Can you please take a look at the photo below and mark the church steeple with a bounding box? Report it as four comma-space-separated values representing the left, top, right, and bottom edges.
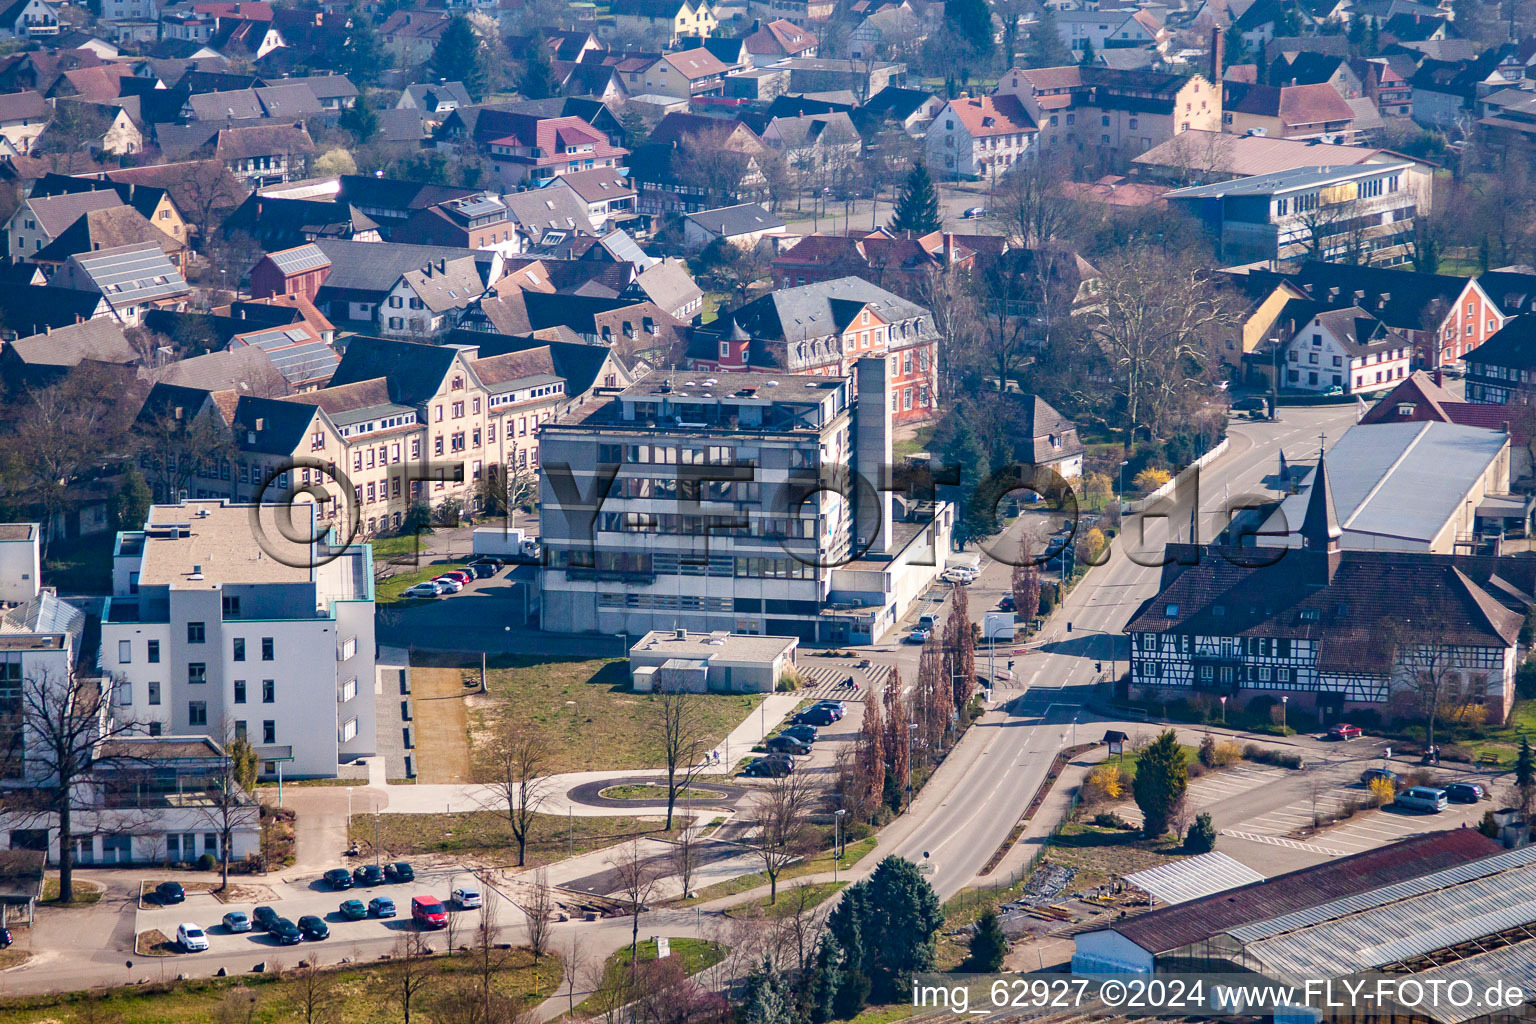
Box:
1300, 450, 1341, 552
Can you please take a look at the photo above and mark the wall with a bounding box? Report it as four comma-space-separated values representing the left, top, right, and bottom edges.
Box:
0, 527, 40, 604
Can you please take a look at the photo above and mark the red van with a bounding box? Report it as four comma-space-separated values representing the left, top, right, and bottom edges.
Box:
411, 896, 447, 929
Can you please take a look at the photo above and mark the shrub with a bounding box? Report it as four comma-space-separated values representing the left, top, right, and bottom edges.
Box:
1198, 735, 1216, 767
1518, 661, 1536, 699
1245, 696, 1277, 719
1092, 812, 1130, 829
1478, 810, 1500, 838
1184, 812, 1217, 853
1213, 741, 1243, 766
1368, 777, 1395, 807
1241, 744, 1304, 769
1082, 763, 1126, 803
197, 853, 216, 871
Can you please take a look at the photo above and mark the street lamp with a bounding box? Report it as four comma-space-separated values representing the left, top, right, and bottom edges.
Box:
1281, 694, 1289, 733
1117, 459, 1129, 515
833, 809, 847, 883
1219, 695, 1227, 726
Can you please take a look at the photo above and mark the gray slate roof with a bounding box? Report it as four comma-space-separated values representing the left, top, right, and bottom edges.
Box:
309, 238, 496, 298
684, 202, 784, 237
5, 318, 136, 367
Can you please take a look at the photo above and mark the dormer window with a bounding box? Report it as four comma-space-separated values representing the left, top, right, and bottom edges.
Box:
1164, 603, 1179, 616
452, 376, 464, 390
1397, 402, 1416, 415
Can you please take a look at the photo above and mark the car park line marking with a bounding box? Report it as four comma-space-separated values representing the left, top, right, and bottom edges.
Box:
1221, 829, 1349, 856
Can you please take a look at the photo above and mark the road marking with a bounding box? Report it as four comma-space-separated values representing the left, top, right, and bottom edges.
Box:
1221, 829, 1348, 856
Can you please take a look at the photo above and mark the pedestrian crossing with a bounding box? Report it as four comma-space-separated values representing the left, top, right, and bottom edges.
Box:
798, 663, 874, 702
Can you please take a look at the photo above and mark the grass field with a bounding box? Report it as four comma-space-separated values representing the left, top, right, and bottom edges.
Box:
0, 946, 559, 1024
599, 784, 715, 801
723, 880, 845, 919
467, 657, 765, 776
350, 810, 678, 868
42, 878, 102, 905
572, 938, 727, 1017
669, 834, 878, 906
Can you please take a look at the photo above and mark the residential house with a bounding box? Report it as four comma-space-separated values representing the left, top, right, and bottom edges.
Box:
1353, 56, 1412, 117
1279, 304, 1412, 394
692, 275, 941, 423
32, 206, 187, 276
100, 500, 376, 778
396, 80, 472, 118
857, 85, 942, 135
747, 0, 835, 26
1477, 88, 1536, 153
1439, 270, 1536, 367
1054, 9, 1164, 53
375, 255, 490, 338
0, 0, 59, 38
682, 202, 786, 250
771, 228, 975, 292
0, 90, 48, 155
996, 66, 1221, 166
393, 193, 519, 256
50, 242, 189, 327
925, 93, 1037, 181
1266, 52, 1365, 99
307, 238, 502, 330
609, 0, 717, 45
141, 306, 335, 389
763, 111, 861, 173
846, 6, 922, 62
622, 48, 729, 99
740, 18, 816, 65
1464, 317, 1536, 405
1222, 80, 1363, 140
774, 56, 902, 97
1164, 161, 1420, 267
270, 73, 356, 111
540, 168, 637, 232
484, 113, 627, 187
0, 318, 137, 390
629, 115, 768, 215
378, 9, 450, 66
1011, 394, 1084, 479
5, 189, 125, 259
217, 194, 381, 250
0, 283, 112, 335
500, 186, 599, 252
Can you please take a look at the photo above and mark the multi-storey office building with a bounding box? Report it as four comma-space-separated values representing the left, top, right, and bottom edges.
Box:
99, 501, 376, 778
539, 362, 926, 641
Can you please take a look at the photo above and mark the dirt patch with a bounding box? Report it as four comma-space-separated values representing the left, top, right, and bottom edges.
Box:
211, 883, 277, 904
137, 880, 220, 911
0, 949, 29, 971
410, 666, 474, 783
134, 929, 179, 956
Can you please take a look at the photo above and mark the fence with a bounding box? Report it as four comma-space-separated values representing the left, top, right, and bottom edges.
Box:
1130, 437, 1230, 514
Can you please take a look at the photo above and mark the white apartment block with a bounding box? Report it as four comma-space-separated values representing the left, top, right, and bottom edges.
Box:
100, 501, 376, 779
0, 523, 40, 605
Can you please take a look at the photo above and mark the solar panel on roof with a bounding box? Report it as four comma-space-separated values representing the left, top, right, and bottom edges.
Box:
269, 245, 331, 274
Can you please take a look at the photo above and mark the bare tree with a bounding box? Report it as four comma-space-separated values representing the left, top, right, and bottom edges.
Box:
583, 952, 631, 1024
133, 401, 239, 504
779, 880, 825, 976
654, 688, 712, 830
991, 152, 1079, 249
9, 666, 144, 903
1388, 625, 1477, 759
525, 867, 554, 961
213, 987, 262, 1024
613, 840, 663, 962
193, 719, 260, 890
390, 931, 433, 1024
748, 773, 816, 905
670, 818, 699, 899
483, 720, 552, 867
469, 899, 509, 1022
291, 959, 338, 1024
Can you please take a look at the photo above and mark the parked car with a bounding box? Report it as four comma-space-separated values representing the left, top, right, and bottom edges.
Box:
780, 725, 818, 744
942, 567, 978, 584
322, 868, 354, 890
810, 699, 845, 716
453, 887, 483, 909
338, 899, 368, 921
412, 896, 448, 930
369, 896, 397, 918
403, 582, 444, 599
904, 627, 931, 645
439, 570, 473, 584
353, 864, 384, 886
963, 206, 986, 218
1328, 723, 1363, 741
432, 576, 465, 593
1361, 767, 1400, 786
743, 757, 793, 777
1396, 786, 1448, 813
385, 862, 415, 883
176, 923, 209, 952
1233, 396, 1266, 412
155, 881, 186, 904
765, 734, 811, 756
998, 595, 1015, 611
269, 918, 303, 945
794, 708, 837, 727
222, 911, 251, 933
298, 915, 330, 940
252, 905, 279, 932
1445, 782, 1486, 803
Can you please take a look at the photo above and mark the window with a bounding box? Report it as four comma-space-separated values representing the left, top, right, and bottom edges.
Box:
262, 679, 275, 703
341, 637, 357, 661
188, 663, 206, 685
187, 622, 205, 644
341, 678, 357, 702
263, 721, 276, 744
261, 638, 274, 661
118, 640, 132, 663
233, 637, 245, 662
234, 679, 246, 704
340, 718, 358, 742
188, 701, 207, 726
147, 640, 159, 663
148, 681, 161, 706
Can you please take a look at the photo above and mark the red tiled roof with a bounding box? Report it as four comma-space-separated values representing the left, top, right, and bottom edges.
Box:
1225, 81, 1356, 126
488, 114, 626, 166
743, 18, 816, 55
662, 48, 728, 79
943, 93, 1036, 137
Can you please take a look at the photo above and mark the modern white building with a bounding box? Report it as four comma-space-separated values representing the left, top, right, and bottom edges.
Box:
0, 523, 40, 606
100, 501, 376, 778
1281, 305, 1411, 394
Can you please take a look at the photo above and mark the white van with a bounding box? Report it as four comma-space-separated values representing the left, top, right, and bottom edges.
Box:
1395, 786, 1448, 813
918, 613, 939, 631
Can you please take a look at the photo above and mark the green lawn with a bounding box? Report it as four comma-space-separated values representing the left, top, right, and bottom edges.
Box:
599, 784, 715, 801
467, 657, 765, 775
375, 560, 468, 603
724, 880, 845, 918
572, 938, 727, 1017
669, 833, 878, 905
350, 809, 677, 869
369, 532, 432, 560
41, 532, 114, 593
893, 424, 937, 459
0, 946, 559, 1024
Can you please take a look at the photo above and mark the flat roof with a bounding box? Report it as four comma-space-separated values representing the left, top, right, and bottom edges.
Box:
630, 629, 797, 664
139, 501, 318, 589
1166, 160, 1414, 199
1262, 421, 1508, 545
0, 524, 36, 541
621, 369, 847, 400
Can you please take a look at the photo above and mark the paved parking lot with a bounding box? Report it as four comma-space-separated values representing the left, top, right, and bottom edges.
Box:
135, 865, 519, 957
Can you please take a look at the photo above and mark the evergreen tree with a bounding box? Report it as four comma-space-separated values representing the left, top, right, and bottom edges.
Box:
1078, 37, 1095, 66
339, 6, 384, 87
229, 735, 259, 793
434, 16, 487, 100
1024, 7, 1072, 68
889, 163, 941, 232
944, 0, 993, 55
519, 36, 560, 99
1184, 811, 1217, 853
1366, 15, 1379, 55
112, 465, 151, 531
1132, 729, 1189, 839
741, 958, 796, 1024
620, 107, 649, 148
828, 883, 870, 977
1223, 22, 1248, 63
809, 935, 843, 1024
865, 856, 944, 994
966, 908, 1008, 971
339, 91, 378, 144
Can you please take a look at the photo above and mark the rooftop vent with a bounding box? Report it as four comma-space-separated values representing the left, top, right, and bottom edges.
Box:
674, 627, 686, 639
189, 564, 204, 580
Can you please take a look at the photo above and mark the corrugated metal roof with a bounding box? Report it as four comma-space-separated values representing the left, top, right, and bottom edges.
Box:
1123, 853, 1266, 906
1403, 938, 1536, 1023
